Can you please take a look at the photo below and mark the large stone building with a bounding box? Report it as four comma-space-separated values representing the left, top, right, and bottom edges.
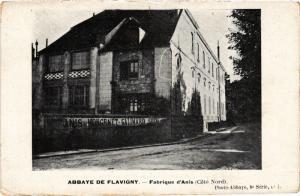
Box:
33, 9, 226, 132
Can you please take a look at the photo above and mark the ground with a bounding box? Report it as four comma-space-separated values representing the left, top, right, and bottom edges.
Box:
33, 123, 261, 170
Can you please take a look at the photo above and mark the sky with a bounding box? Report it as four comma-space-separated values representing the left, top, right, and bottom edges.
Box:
33, 9, 239, 81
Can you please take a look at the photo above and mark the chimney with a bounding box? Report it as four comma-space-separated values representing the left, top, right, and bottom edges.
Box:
35, 40, 38, 58
217, 40, 220, 62
32, 43, 35, 59
45, 38, 48, 47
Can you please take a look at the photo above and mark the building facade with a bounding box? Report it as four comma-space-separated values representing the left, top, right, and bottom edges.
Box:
33, 9, 226, 132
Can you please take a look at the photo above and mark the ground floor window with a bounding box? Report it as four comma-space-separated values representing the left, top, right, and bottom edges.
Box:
116, 93, 149, 114
44, 86, 62, 107
69, 85, 89, 107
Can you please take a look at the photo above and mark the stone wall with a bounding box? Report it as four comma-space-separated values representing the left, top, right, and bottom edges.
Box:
112, 49, 154, 94
32, 114, 203, 154
33, 114, 172, 154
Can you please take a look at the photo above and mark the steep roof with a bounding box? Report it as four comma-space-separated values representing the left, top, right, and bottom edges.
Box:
40, 9, 181, 54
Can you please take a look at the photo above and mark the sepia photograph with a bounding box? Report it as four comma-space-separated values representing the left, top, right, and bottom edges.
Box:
1, 1, 299, 194
32, 8, 261, 170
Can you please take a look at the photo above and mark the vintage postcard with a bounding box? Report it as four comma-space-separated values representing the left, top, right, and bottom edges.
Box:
0, 0, 299, 195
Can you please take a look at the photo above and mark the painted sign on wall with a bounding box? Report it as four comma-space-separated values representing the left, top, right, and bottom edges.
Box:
63, 117, 167, 128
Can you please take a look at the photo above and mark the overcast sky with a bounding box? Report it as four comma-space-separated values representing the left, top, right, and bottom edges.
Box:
34, 9, 239, 81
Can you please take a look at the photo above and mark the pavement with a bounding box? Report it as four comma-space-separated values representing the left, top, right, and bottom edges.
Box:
31, 124, 262, 170
34, 126, 237, 159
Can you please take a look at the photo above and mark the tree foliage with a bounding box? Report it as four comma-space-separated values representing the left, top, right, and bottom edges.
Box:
227, 9, 261, 80
226, 9, 261, 122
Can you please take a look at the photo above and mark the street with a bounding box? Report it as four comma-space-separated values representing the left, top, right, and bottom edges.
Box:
33, 123, 261, 170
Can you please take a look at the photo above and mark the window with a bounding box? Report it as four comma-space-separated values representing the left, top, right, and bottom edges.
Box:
208, 81, 211, 90
203, 77, 206, 87
191, 32, 194, 54
198, 73, 201, 83
208, 57, 210, 73
197, 43, 200, 62
192, 70, 195, 78
130, 98, 139, 112
48, 55, 63, 72
203, 51, 205, 68
212, 63, 214, 77
120, 60, 139, 80
44, 86, 62, 106
209, 97, 211, 114
119, 94, 149, 114
213, 98, 215, 114
176, 53, 182, 69
72, 51, 90, 70
69, 85, 89, 106
220, 103, 223, 115
204, 95, 206, 115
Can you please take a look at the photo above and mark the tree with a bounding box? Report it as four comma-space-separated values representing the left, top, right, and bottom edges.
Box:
227, 9, 261, 80
226, 10, 261, 122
